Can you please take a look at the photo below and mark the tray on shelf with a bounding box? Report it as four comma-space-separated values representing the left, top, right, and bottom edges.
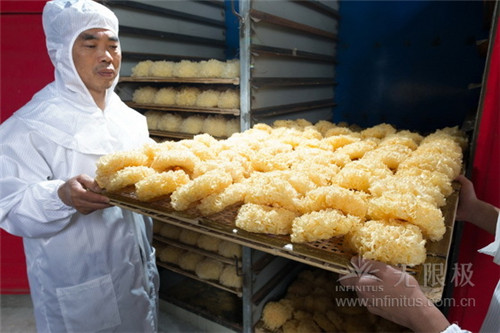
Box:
106, 182, 459, 302
126, 101, 240, 116
156, 260, 242, 297
148, 130, 228, 141
154, 234, 240, 267
119, 76, 240, 85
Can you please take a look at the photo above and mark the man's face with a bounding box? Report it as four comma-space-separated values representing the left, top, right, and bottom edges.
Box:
72, 28, 121, 96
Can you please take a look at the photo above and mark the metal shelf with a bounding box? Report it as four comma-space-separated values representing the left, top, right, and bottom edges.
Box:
126, 101, 240, 116
148, 130, 228, 141
119, 76, 240, 85
250, 9, 338, 41
154, 233, 240, 267
156, 261, 242, 297
251, 77, 336, 88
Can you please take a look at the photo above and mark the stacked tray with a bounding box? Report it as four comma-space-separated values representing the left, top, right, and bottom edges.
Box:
106, 180, 459, 302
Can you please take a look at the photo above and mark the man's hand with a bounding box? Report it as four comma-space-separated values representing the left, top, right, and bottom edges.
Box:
339, 257, 450, 332
58, 174, 111, 214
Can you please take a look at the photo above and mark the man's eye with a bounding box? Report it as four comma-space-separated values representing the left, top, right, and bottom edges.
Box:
84, 44, 96, 48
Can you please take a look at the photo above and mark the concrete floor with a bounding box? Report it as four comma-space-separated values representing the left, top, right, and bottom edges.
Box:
0, 294, 233, 333
0, 294, 35, 333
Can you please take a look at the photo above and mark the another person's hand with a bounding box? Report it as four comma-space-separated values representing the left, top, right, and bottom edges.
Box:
455, 175, 478, 222
339, 257, 450, 333
58, 174, 111, 214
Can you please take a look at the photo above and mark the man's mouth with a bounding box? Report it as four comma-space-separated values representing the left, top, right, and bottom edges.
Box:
98, 68, 115, 78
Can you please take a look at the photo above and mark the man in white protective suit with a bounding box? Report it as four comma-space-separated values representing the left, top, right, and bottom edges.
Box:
0, 0, 159, 331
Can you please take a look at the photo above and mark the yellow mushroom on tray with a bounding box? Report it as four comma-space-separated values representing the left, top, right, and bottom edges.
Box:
96, 120, 465, 267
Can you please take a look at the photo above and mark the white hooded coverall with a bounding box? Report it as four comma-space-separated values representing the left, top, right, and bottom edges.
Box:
0, 0, 159, 331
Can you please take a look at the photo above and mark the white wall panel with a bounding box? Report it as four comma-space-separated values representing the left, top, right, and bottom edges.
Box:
252, 24, 336, 56
245, 0, 339, 125
139, 0, 225, 18
252, 0, 338, 32
113, 7, 225, 40
251, 86, 334, 109
252, 57, 335, 77
255, 108, 334, 125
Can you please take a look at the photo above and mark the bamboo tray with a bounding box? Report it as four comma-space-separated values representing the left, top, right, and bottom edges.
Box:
106, 181, 459, 302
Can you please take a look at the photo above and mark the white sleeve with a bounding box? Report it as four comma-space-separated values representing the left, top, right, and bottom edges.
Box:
441, 324, 471, 333
0, 145, 76, 238
478, 214, 500, 265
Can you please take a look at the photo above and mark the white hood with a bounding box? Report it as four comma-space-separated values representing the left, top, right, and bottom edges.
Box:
43, 0, 120, 106
11, 0, 148, 155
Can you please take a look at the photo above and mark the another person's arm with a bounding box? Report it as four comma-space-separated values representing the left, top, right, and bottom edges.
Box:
340, 257, 450, 332
455, 175, 499, 235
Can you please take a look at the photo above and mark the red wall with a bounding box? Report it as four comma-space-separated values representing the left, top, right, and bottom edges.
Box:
1, 1, 53, 121
0, 0, 52, 293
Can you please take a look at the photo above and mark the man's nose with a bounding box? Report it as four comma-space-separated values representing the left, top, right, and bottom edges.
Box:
98, 48, 113, 62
